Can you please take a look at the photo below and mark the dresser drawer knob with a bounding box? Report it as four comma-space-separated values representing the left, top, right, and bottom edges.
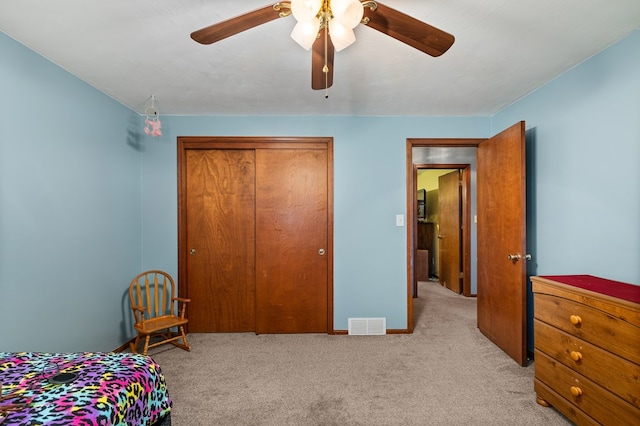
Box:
570, 386, 583, 397
570, 351, 583, 362
570, 315, 582, 325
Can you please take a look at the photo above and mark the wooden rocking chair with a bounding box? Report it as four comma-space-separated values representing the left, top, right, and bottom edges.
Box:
128, 270, 191, 355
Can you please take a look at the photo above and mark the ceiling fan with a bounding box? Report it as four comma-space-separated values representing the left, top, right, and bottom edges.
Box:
190, 1, 454, 93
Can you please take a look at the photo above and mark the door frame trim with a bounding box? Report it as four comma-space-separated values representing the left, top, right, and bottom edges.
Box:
177, 136, 335, 333
406, 138, 483, 332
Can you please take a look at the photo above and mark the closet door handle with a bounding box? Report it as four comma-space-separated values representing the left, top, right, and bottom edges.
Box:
318, 248, 326, 256
507, 253, 532, 261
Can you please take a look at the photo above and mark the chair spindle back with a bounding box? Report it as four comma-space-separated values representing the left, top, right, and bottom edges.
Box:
130, 270, 176, 321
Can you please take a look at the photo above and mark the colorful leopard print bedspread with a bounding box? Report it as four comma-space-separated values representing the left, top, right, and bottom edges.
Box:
0, 351, 171, 425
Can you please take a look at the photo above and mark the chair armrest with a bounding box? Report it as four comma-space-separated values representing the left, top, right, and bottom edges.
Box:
172, 298, 190, 319
131, 305, 147, 324
131, 305, 146, 313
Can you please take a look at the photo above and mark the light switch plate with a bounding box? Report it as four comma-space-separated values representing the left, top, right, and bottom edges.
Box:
396, 214, 404, 227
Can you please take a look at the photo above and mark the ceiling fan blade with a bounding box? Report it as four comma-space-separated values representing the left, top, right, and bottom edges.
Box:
191, 4, 284, 45
312, 27, 334, 90
363, 2, 455, 57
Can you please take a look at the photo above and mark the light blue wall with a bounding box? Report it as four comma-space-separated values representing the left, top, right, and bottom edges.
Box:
0, 33, 142, 352
140, 116, 489, 331
2, 28, 638, 353
493, 30, 640, 285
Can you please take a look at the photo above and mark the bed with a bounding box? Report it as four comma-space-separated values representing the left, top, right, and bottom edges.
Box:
0, 351, 171, 425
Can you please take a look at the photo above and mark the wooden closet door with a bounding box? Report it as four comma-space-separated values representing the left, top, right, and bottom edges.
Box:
185, 149, 256, 332
255, 148, 329, 333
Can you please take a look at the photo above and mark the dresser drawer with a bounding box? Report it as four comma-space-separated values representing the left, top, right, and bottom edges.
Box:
534, 379, 599, 426
534, 293, 640, 364
535, 350, 640, 425
534, 319, 640, 409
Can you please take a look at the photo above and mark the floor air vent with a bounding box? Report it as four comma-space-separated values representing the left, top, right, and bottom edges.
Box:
348, 318, 387, 335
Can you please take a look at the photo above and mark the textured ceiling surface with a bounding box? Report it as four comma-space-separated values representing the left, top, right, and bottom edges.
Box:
1, 0, 639, 116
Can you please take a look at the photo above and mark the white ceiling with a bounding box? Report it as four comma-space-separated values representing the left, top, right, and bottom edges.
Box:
1, 0, 639, 116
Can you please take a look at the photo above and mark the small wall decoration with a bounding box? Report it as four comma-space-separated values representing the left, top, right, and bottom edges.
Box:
143, 94, 162, 137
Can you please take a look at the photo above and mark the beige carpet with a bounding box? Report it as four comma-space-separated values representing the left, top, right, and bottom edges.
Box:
149, 280, 571, 425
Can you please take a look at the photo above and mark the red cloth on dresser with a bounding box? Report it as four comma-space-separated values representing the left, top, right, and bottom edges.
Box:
541, 275, 640, 304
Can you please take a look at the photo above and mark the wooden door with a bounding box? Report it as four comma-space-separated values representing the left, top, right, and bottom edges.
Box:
179, 137, 333, 334
255, 148, 329, 333
477, 121, 527, 365
438, 171, 461, 293
185, 149, 256, 332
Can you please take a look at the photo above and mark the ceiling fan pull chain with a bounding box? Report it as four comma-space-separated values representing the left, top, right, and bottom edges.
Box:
324, 19, 329, 99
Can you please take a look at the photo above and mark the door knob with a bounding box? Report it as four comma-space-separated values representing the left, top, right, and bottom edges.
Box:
190, 249, 196, 255
507, 253, 532, 261
318, 248, 325, 255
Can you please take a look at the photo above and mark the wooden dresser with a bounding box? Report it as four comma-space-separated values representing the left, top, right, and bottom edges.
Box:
531, 275, 640, 425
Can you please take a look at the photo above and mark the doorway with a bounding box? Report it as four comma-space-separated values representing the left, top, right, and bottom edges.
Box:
415, 168, 470, 295
406, 141, 480, 333
406, 122, 528, 365
414, 165, 470, 297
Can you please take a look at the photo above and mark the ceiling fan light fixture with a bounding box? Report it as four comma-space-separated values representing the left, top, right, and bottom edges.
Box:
331, 0, 364, 29
328, 19, 356, 51
291, 0, 323, 22
291, 17, 321, 50
190, 0, 454, 92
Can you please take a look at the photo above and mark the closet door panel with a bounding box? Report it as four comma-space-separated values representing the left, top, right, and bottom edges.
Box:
186, 149, 256, 332
255, 148, 328, 333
